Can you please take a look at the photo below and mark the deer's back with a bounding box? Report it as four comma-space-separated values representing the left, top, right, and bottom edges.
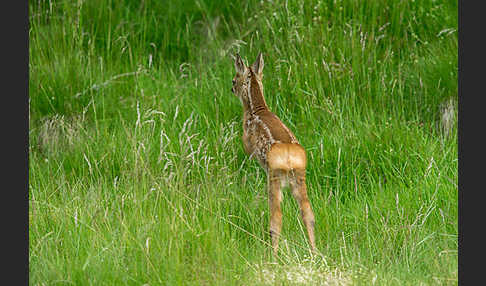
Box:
248, 110, 298, 144
244, 110, 301, 168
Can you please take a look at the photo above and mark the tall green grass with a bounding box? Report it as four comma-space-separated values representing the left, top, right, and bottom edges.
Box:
29, 0, 457, 285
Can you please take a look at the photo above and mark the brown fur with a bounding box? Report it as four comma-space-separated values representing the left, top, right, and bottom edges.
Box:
231, 53, 316, 256
267, 143, 306, 171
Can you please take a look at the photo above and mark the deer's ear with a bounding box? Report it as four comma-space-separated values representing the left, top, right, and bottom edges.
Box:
251, 52, 264, 77
235, 53, 246, 75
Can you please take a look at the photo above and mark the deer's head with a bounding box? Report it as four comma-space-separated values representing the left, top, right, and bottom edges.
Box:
231, 53, 264, 107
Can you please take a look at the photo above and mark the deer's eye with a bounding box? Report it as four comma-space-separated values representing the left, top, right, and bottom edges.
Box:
232, 79, 236, 85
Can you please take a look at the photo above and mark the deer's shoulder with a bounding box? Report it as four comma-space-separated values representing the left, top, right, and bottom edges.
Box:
253, 111, 298, 144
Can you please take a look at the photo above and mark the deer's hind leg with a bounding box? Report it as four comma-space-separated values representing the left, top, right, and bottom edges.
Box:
289, 168, 316, 253
268, 168, 285, 257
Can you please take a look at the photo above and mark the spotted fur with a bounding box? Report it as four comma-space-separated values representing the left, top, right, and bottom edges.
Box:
231, 53, 317, 256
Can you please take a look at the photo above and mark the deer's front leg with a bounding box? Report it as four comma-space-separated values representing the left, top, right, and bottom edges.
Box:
242, 133, 252, 155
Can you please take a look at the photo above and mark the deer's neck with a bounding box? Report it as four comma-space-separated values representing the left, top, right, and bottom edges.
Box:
243, 73, 269, 116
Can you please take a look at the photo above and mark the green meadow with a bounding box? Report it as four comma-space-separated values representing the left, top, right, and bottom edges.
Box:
29, 0, 457, 285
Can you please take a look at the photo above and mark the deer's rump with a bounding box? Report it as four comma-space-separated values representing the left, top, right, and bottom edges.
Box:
267, 143, 307, 171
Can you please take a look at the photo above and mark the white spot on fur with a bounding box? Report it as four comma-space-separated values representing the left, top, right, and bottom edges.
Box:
254, 115, 275, 144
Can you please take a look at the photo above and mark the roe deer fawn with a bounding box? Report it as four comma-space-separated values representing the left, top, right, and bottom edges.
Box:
231, 52, 316, 256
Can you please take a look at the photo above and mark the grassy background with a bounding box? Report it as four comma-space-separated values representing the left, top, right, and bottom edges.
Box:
29, 0, 457, 285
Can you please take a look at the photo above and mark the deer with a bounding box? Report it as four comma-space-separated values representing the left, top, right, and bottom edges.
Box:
231, 52, 316, 256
